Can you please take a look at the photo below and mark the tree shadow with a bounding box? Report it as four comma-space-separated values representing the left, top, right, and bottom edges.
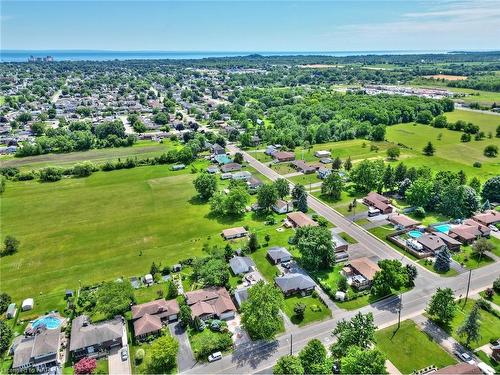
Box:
231, 339, 279, 370
187, 196, 206, 206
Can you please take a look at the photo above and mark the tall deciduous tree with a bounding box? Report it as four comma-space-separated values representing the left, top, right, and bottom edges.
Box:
426, 288, 456, 326
273, 355, 304, 375
257, 184, 279, 211
148, 335, 179, 372
482, 176, 500, 203
299, 339, 328, 374
96, 280, 135, 318
292, 184, 308, 212
241, 282, 284, 340
274, 178, 290, 199
340, 346, 387, 374
350, 159, 385, 192
193, 173, 217, 200
331, 312, 376, 358
294, 226, 334, 271
371, 260, 408, 298
321, 172, 343, 200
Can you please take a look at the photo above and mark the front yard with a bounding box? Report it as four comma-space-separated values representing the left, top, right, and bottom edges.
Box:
452, 245, 495, 269
282, 294, 331, 326
437, 299, 500, 349
375, 320, 457, 374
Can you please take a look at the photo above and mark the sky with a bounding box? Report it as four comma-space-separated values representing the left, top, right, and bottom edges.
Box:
1, 0, 499, 52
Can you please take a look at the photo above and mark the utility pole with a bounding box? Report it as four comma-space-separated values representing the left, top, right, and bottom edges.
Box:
464, 269, 472, 305
290, 334, 293, 355
398, 293, 403, 329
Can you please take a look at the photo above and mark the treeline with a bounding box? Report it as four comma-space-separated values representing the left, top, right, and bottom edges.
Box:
447, 74, 500, 92
233, 89, 453, 148
15, 120, 137, 157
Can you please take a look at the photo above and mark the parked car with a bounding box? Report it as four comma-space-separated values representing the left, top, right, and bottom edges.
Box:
208, 351, 222, 362
488, 225, 498, 232
454, 351, 475, 365
121, 348, 128, 361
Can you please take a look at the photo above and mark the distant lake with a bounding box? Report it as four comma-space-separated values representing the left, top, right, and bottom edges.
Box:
0, 50, 447, 63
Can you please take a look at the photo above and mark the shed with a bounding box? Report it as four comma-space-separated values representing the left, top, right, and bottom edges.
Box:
21, 298, 34, 311
144, 274, 154, 285
172, 264, 182, 272
335, 291, 346, 301
6, 303, 17, 319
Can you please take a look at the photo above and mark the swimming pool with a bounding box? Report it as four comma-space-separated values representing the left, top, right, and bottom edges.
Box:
408, 230, 423, 238
32, 315, 61, 330
433, 224, 450, 234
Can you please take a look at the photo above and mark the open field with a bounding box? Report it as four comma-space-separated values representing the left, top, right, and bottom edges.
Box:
0, 162, 283, 318
0, 140, 180, 170
412, 80, 500, 106
445, 109, 500, 134
375, 320, 457, 373
422, 74, 467, 81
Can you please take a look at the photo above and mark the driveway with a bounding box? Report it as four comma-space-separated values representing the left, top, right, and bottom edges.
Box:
226, 315, 251, 346
169, 322, 196, 372
108, 346, 130, 375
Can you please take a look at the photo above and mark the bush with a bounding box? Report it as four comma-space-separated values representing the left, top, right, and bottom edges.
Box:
39, 167, 63, 182
72, 161, 96, 177
413, 206, 426, 218
135, 348, 145, 364
15, 171, 36, 181
191, 330, 233, 360
493, 277, 500, 293
473, 161, 482, 168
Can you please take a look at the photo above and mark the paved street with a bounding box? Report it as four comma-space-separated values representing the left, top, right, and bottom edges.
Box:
182, 145, 500, 374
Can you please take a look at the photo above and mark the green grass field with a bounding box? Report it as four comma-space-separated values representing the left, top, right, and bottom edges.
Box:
282, 294, 331, 326
440, 299, 500, 349
0, 140, 180, 171
0, 162, 285, 319
375, 320, 457, 373
445, 109, 500, 134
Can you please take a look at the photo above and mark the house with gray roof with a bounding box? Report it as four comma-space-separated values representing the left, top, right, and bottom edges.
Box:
12, 328, 61, 373
275, 274, 316, 296
229, 256, 255, 275
267, 247, 292, 265
69, 315, 124, 360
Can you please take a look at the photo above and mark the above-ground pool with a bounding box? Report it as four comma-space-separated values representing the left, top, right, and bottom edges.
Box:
32, 315, 62, 330
408, 230, 423, 238
433, 224, 451, 234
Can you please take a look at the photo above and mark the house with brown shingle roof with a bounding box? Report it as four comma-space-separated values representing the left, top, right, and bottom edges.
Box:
185, 287, 236, 321
363, 192, 393, 215
272, 151, 295, 162
472, 210, 500, 227
131, 299, 179, 339
342, 257, 380, 291
286, 212, 318, 228
222, 227, 248, 240
388, 214, 420, 229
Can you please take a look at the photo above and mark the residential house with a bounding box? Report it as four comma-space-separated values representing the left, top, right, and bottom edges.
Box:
320, 157, 332, 164
233, 287, 249, 309
22, 298, 34, 311
275, 274, 316, 296
449, 220, 490, 244
331, 232, 349, 253
272, 151, 295, 163
388, 214, 420, 229
317, 167, 331, 179
291, 160, 317, 174
206, 165, 219, 174
131, 299, 179, 339
434, 363, 482, 374
472, 210, 500, 227
463, 219, 491, 237
363, 192, 393, 215
221, 163, 242, 173
12, 328, 61, 373
415, 233, 447, 254
229, 256, 255, 275
232, 171, 252, 181
433, 232, 462, 251
314, 150, 331, 158
342, 257, 380, 291
185, 287, 236, 321
267, 247, 292, 265
272, 200, 294, 214
211, 144, 225, 155
492, 342, 500, 362
69, 315, 124, 360
247, 176, 263, 191
265, 145, 277, 156
222, 227, 248, 240
286, 212, 318, 228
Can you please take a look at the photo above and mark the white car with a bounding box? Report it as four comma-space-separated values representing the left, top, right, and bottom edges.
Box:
208, 351, 222, 362
121, 348, 128, 361
455, 351, 475, 365
488, 225, 499, 232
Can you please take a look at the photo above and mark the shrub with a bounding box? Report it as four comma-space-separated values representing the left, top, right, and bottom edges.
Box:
413, 206, 426, 218
39, 167, 63, 182
135, 348, 145, 364
473, 161, 482, 168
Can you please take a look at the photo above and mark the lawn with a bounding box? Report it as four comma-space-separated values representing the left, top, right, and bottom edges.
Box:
475, 350, 500, 373
0, 139, 181, 171
480, 290, 500, 307
375, 320, 457, 374
440, 299, 500, 349
417, 259, 458, 277
0, 163, 289, 312
445, 109, 500, 134
338, 232, 357, 244
134, 285, 168, 304
95, 359, 109, 375
313, 188, 367, 217
282, 294, 331, 326
452, 245, 495, 269
289, 173, 321, 186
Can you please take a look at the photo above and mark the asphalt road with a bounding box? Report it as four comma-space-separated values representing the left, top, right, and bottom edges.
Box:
183, 145, 500, 374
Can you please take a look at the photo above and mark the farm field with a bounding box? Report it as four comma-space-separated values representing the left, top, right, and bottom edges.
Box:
444, 109, 500, 134
375, 320, 457, 374
0, 162, 285, 318
0, 140, 180, 170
